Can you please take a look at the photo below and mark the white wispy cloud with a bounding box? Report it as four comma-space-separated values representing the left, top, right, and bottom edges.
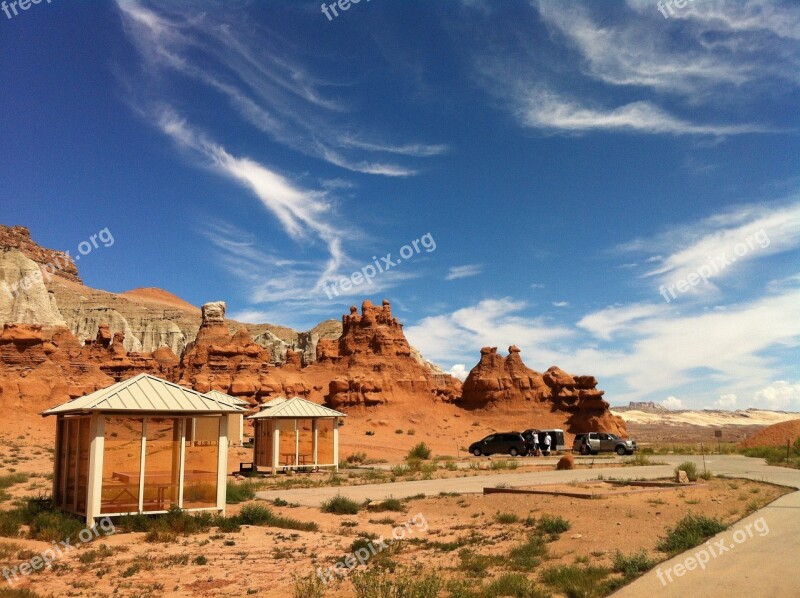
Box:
619, 201, 800, 296
518, 91, 770, 136
445, 264, 484, 281
552, 301, 569, 308
115, 0, 444, 176
468, 1, 794, 136
662, 396, 684, 410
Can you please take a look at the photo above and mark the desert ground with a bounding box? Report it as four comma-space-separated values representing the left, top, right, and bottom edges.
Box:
0, 418, 796, 598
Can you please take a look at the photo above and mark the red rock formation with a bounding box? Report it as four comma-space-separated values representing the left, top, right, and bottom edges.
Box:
177, 301, 271, 400
460, 346, 627, 436
312, 300, 461, 408
0, 225, 81, 283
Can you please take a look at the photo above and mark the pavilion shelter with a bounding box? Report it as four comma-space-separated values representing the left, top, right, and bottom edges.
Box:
249, 397, 346, 474
204, 390, 250, 446
42, 374, 245, 526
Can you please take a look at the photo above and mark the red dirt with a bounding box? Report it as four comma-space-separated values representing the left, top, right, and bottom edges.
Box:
740, 418, 800, 447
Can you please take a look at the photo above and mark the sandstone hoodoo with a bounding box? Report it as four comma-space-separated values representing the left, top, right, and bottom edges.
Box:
315, 300, 461, 408
460, 346, 627, 436
178, 301, 271, 400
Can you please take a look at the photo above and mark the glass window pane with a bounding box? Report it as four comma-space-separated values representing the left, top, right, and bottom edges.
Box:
317, 419, 335, 465
278, 420, 297, 466
297, 419, 314, 467
183, 417, 219, 509
142, 418, 181, 512
101, 417, 143, 514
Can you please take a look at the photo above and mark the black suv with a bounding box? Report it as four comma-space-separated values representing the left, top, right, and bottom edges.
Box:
469, 432, 528, 457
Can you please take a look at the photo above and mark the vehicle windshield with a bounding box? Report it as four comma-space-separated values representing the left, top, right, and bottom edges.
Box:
608, 434, 619, 440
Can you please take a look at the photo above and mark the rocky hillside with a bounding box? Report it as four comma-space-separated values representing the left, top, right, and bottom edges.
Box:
0, 225, 338, 360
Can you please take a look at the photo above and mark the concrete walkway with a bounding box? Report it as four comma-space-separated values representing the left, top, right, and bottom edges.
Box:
257, 454, 800, 596
256, 455, 794, 506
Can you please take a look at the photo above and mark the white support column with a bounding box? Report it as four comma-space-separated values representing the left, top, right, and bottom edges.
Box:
333, 418, 340, 471
138, 418, 148, 514
178, 418, 187, 509
312, 420, 318, 467
271, 421, 280, 475
216, 415, 229, 515
294, 419, 299, 468
85, 414, 104, 527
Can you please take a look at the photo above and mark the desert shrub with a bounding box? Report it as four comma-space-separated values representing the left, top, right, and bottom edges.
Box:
118, 513, 152, 533
407, 443, 432, 460
78, 544, 115, 564
612, 549, 655, 580
0, 511, 22, 538
0, 473, 29, 491
674, 462, 698, 481
346, 452, 368, 464
351, 568, 442, 598
238, 504, 273, 525
541, 565, 612, 598
226, 480, 258, 504
458, 548, 502, 576
370, 498, 405, 512
537, 514, 571, 536
193, 555, 208, 565
699, 470, 713, 480
494, 512, 519, 524
274, 498, 288, 507
508, 534, 548, 570
144, 529, 178, 544
623, 454, 655, 467
482, 573, 547, 598
657, 514, 726, 555
321, 494, 360, 515
293, 572, 327, 598
27, 511, 85, 543
216, 516, 242, 533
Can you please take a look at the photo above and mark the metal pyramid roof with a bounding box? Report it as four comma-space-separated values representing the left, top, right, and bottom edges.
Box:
204, 390, 250, 407
248, 396, 346, 419
42, 374, 247, 416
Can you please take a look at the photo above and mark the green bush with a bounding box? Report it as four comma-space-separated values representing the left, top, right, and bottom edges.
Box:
215, 516, 242, 533
612, 549, 655, 580
321, 494, 360, 515
407, 443, 432, 460
508, 534, 548, 570
541, 565, 612, 598
351, 568, 443, 598
657, 514, 726, 555
226, 480, 258, 504
0, 511, 22, 538
494, 512, 519, 524
675, 461, 698, 481
482, 573, 547, 598
238, 504, 274, 525
537, 514, 571, 536
370, 497, 405, 512
28, 511, 85, 543
293, 572, 327, 598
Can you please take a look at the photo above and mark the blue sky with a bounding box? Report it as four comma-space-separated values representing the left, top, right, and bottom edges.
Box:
1, 0, 799, 410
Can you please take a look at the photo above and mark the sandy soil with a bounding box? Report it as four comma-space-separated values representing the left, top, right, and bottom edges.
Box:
0, 475, 788, 597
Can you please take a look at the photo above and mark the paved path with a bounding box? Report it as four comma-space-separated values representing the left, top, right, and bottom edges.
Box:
258, 455, 799, 596
256, 455, 793, 506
